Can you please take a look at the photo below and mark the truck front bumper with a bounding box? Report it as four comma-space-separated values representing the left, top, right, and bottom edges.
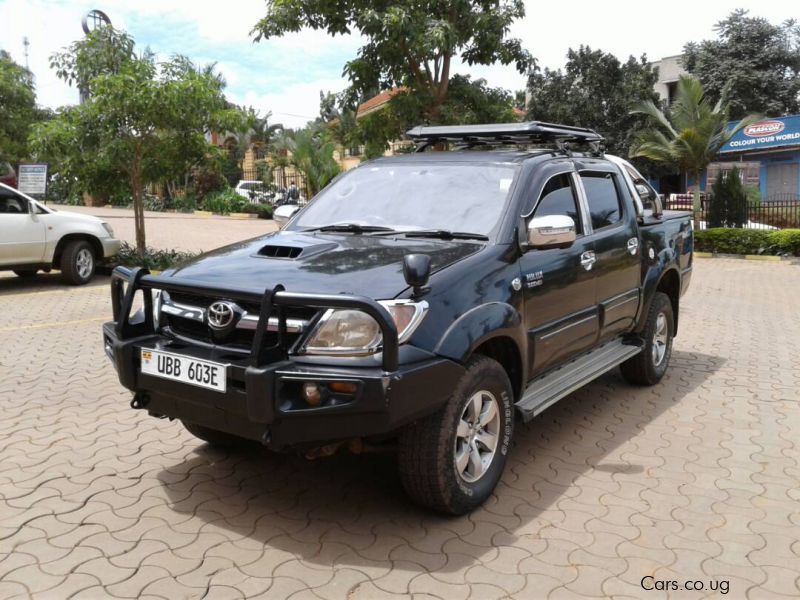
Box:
103, 266, 465, 449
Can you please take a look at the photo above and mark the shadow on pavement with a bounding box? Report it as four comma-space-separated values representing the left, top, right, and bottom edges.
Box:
157, 349, 724, 572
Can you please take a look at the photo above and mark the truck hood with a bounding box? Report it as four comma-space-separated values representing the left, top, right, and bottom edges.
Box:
166, 230, 483, 299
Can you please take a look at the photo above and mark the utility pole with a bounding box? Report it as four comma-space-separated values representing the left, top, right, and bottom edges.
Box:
22, 36, 30, 70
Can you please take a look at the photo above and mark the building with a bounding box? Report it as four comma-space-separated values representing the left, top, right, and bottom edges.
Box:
709, 115, 800, 199
650, 55, 687, 104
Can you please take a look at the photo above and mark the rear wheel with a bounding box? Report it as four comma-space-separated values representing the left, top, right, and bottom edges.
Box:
182, 421, 244, 448
13, 269, 37, 278
60, 240, 95, 285
620, 291, 674, 385
398, 355, 514, 514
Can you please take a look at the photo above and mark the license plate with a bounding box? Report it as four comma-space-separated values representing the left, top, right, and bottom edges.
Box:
140, 349, 227, 393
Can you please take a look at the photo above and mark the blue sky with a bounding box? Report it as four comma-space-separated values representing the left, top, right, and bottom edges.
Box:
0, 0, 797, 128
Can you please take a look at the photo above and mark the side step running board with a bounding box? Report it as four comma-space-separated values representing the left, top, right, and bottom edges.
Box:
516, 340, 642, 422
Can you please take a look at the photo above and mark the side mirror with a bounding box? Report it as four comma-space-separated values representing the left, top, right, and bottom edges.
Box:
273, 204, 299, 229
527, 215, 576, 249
403, 253, 431, 297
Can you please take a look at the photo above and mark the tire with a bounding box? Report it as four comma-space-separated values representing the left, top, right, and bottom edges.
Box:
620, 291, 674, 386
398, 355, 514, 515
182, 421, 243, 448
60, 240, 95, 285
13, 269, 37, 278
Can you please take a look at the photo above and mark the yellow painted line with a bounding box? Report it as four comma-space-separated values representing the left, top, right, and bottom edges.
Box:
694, 252, 713, 258
0, 316, 108, 333
193, 210, 213, 216
745, 254, 782, 261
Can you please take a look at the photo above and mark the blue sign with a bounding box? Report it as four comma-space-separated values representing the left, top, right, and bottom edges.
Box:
720, 114, 800, 154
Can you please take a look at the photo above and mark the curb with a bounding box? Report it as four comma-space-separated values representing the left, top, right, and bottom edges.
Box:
192, 210, 213, 217
695, 252, 794, 263
229, 213, 259, 220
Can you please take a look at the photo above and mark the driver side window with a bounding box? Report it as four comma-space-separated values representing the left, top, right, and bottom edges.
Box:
0, 189, 28, 214
532, 173, 583, 235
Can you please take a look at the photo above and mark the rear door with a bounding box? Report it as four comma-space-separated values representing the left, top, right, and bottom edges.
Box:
0, 187, 46, 265
576, 165, 641, 340
519, 164, 598, 376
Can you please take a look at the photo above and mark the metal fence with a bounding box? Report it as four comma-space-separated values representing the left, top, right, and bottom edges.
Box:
241, 166, 310, 201
664, 194, 800, 230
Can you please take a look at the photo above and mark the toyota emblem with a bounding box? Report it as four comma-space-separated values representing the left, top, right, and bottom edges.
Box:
207, 301, 237, 329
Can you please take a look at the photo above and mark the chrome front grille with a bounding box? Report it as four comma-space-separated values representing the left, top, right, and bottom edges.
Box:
160, 291, 316, 351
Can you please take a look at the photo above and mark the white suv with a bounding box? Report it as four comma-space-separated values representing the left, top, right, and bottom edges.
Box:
0, 182, 121, 285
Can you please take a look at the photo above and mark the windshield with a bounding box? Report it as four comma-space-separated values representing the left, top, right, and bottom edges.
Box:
289, 162, 517, 236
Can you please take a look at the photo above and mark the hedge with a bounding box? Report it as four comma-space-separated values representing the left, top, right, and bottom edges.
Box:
694, 228, 800, 256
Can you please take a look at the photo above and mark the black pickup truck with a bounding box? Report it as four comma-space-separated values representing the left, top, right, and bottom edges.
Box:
104, 122, 693, 514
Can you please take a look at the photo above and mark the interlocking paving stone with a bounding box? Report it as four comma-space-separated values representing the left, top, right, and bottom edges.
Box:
1, 258, 799, 599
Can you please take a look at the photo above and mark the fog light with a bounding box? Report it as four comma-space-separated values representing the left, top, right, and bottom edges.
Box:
329, 381, 357, 394
302, 382, 322, 406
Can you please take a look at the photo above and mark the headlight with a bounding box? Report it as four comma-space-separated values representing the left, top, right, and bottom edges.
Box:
302, 300, 428, 356
101, 222, 115, 237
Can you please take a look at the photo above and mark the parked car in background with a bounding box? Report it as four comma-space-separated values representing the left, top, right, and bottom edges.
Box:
0, 182, 121, 285
0, 162, 16, 188
234, 180, 272, 204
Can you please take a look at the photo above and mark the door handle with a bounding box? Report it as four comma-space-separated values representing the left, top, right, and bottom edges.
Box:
627, 237, 639, 255
580, 251, 596, 271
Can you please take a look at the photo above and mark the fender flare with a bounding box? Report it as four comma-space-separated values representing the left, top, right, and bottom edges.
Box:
636, 259, 681, 335
433, 301, 526, 365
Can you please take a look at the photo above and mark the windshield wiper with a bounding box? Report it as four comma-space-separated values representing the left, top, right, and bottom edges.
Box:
304, 223, 396, 234
398, 229, 489, 241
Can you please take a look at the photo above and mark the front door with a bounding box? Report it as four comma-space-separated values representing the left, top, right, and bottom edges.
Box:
0, 188, 46, 265
578, 169, 641, 340
520, 171, 598, 377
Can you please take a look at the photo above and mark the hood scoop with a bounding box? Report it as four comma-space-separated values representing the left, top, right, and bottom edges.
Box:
256, 240, 338, 260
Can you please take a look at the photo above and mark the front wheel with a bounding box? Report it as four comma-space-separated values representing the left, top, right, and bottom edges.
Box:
398, 355, 514, 514
620, 291, 674, 386
60, 240, 95, 285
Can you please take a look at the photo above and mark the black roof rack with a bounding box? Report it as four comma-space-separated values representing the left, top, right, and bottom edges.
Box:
406, 121, 604, 151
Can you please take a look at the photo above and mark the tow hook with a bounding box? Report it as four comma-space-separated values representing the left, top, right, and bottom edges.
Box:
130, 392, 150, 410
304, 438, 396, 460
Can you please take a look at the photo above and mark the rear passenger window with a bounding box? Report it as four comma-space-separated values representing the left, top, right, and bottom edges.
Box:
533, 173, 583, 235
580, 172, 622, 229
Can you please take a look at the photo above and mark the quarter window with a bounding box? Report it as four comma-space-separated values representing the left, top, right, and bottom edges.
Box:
580, 172, 622, 229
533, 173, 583, 235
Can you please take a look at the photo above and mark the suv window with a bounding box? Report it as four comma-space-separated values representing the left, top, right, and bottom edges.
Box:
580, 172, 622, 229
532, 173, 583, 234
0, 188, 28, 213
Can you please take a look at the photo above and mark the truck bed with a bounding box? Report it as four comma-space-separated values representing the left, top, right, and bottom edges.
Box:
640, 209, 692, 227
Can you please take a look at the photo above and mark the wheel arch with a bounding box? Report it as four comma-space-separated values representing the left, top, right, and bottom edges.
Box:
53, 234, 103, 267
433, 302, 527, 400
636, 266, 681, 336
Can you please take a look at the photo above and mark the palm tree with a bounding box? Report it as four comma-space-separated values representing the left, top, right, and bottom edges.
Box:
630, 76, 759, 226
291, 126, 341, 196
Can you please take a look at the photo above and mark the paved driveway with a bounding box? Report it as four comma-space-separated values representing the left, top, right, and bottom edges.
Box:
47, 205, 278, 253
1, 258, 799, 599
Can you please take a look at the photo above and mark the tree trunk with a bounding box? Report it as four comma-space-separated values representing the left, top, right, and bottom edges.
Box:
692, 169, 702, 230
131, 155, 146, 256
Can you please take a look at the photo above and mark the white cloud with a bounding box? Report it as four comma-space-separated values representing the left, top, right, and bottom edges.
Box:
0, 0, 797, 128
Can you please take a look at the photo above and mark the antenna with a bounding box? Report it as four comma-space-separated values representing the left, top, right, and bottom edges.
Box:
22, 37, 30, 71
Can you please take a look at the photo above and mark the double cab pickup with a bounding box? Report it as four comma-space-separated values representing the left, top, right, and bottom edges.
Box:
104, 122, 693, 514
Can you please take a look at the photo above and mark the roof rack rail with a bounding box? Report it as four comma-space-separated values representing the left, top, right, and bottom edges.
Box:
406, 121, 604, 151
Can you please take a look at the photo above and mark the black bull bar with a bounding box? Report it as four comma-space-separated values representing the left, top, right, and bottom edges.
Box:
109, 266, 399, 371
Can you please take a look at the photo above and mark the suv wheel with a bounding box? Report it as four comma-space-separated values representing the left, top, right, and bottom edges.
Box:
14, 269, 37, 278
398, 355, 514, 514
60, 240, 95, 285
620, 291, 674, 385
182, 421, 243, 448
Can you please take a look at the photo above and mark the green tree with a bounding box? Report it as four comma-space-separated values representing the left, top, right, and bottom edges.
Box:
708, 166, 748, 228
291, 125, 341, 196
526, 46, 660, 156
0, 50, 39, 164
252, 1, 534, 120
629, 76, 759, 227
683, 10, 800, 119
31, 29, 246, 254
